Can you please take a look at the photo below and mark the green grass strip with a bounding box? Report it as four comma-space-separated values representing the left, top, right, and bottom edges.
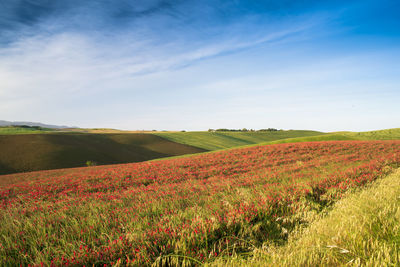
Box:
154, 130, 325, 150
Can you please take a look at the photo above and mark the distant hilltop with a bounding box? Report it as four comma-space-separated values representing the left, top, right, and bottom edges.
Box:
0, 120, 73, 129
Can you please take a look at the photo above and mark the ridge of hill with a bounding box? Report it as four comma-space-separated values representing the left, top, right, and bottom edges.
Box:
153, 130, 325, 150
259, 128, 400, 146
0, 120, 71, 128
341, 128, 400, 140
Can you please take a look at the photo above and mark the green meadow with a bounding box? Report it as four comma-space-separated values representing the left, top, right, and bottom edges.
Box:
154, 130, 325, 150
260, 128, 400, 146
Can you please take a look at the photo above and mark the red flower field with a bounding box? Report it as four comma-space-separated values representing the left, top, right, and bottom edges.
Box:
1, 141, 399, 266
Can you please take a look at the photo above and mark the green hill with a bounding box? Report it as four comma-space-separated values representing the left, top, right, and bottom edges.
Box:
260, 128, 400, 146
0, 129, 325, 175
342, 128, 400, 140
0, 126, 54, 135
0, 133, 205, 175
153, 130, 325, 150
1, 128, 398, 175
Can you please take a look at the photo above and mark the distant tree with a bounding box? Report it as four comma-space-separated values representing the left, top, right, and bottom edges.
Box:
86, 161, 97, 167
258, 128, 278, 132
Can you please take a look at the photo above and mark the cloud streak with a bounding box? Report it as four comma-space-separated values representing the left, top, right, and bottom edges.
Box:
0, 0, 399, 131
0, 2, 325, 99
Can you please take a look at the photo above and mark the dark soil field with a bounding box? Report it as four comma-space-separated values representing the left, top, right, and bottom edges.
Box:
0, 133, 205, 175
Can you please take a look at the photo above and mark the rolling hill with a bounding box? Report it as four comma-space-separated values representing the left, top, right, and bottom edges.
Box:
1, 128, 398, 175
259, 128, 400, 146
0, 129, 326, 175
341, 128, 400, 140
153, 130, 325, 150
1, 140, 399, 265
0, 133, 205, 175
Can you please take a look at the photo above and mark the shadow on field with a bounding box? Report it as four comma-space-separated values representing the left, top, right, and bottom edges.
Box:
0, 133, 205, 175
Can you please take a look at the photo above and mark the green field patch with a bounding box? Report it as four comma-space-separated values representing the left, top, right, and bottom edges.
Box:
0, 133, 205, 175
258, 128, 400, 146
154, 130, 325, 150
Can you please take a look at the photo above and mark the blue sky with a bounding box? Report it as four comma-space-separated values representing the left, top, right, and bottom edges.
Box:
0, 0, 399, 131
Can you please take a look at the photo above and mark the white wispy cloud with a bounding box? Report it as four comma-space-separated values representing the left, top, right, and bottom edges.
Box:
0, 10, 324, 110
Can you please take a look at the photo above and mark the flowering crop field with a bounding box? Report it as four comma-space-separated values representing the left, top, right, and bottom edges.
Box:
1, 141, 400, 266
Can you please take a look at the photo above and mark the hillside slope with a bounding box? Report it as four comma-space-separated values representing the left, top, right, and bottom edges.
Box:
260, 128, 400, 146
154, 130, 325, 150
1, 141, 399, 266
213, 167, 400, 266
0, 133, 205, 175
343, 127, 400, 140
1, 128, 398, 175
